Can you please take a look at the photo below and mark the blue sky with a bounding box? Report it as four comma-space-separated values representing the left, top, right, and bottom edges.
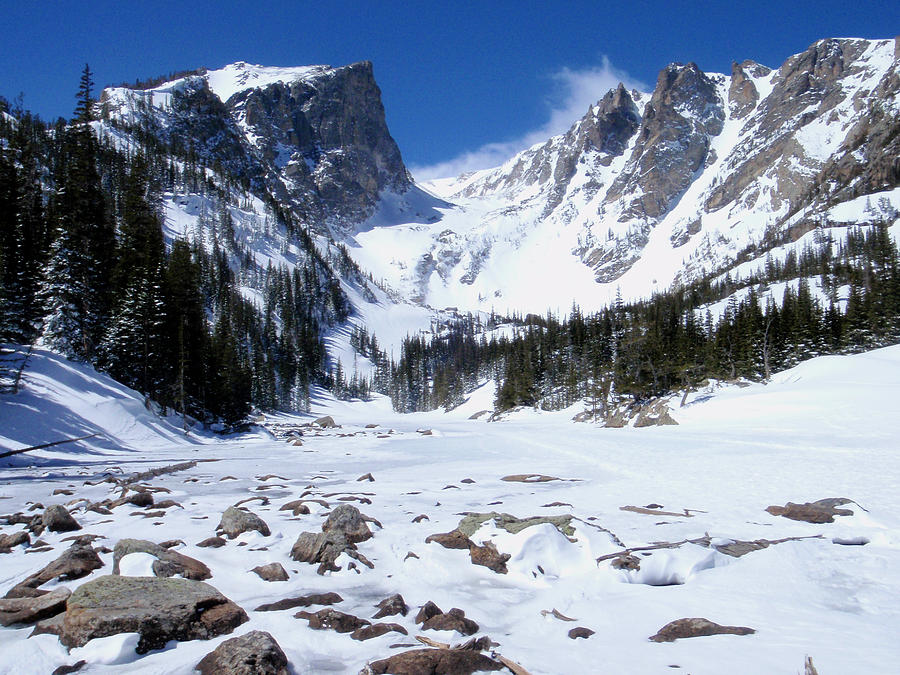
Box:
3, 1, 896, 179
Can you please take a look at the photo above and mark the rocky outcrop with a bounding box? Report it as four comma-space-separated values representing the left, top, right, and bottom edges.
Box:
59, 575, 248, 653
290, 504, 378, 574
195, 630, 289, 675
365, 648, 504, 674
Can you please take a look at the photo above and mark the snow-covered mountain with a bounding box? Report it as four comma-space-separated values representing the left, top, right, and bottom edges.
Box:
349, 37, 900, 313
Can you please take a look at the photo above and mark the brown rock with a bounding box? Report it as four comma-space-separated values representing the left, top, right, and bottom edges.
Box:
425, 530, 471, 550
367, 648, 503, 674
126, 491, 154, 508
322, 504, 372, 544
568, 626, 595, 639
501, 474, 559, 483
279, 499, 310, 516
373, 593, 408, 619
649, 617, 756, 642
412, 514, 429, 523
252, 562, 289, 582
6, 544, 103, 597
0, 530, 30, 551
0, 587, 71, 626
357, 473, 375, 482
196, 630, 289, 675
51, 661, 86, 675
255, 592, 343, 612
197, 536, 227, 548
414, 601, 442, 625
351, 622, 408, 641
42, 505, 81, 533
766, 498, 855, 524
295, 607, 369, 633
422, 608, 479, 635
59, 575, 247, 653
469, 541, 510, 574
112, 538, 211, 581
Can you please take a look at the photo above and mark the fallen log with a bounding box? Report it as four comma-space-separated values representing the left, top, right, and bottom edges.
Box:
0, 434, 99, 460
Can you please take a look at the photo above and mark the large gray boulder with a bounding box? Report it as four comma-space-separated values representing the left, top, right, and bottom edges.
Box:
322, 504, 372, 544
59, 575, 248, 653
217, 506, 270, 539
196, 630, 289, 675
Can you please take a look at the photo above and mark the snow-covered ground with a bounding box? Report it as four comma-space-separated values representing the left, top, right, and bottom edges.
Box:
2, 347, 899, 673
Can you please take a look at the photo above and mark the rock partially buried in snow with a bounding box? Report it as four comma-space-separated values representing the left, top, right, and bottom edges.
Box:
0, 587, 71, 626
501, 473, 560, 483
0, 530, 30, 552
195, 630, 289, 675
649, 617, 755, 642
112, 538, 211, 581
468, 540, 510, 574
766, 498, 857, 524
42, 505, 81, 533
6, 544, 103, 598
255, 592, 343, 612
314, 415, 337, 428
252, 562, 289, 582
568, 626, 595, 639
217, 506, 271, 539
59, 575, 248, 653
295, 607, 370, 633
197, 536, 227, 548
422, 607, 479, 635
351, 622, 408, 641
364, 647, 504, 674
373, 593, 408, 619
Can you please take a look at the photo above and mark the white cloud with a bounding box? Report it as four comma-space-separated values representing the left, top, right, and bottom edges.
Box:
410, 57, 646, 182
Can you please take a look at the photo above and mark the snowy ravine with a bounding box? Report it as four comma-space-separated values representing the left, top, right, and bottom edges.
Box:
1, 347, 899, 674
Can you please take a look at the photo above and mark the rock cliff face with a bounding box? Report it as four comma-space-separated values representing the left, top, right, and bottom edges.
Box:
102, 61, 411, 229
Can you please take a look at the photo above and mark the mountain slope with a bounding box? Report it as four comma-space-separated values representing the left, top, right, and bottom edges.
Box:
347, 37, 900, 314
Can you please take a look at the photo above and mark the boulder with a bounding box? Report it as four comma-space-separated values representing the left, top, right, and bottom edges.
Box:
196, 630, 289, 675
59, 575, 248, 653
112, 538, 211, 581
422, 608, 479, 635
255, 592, 343, 612
0, 587, 70, 626
568, 626, 595, 639
126, 492, 154, 508
6, 544, 103, 597
649, 617, 755, 642
197, 536, 227, 548
365, 648, 503, 674
290, 532, 330, 564
42, 505, 81, 533
351, 622, 407, 641
279, 500, 310, 516
414, 601, 443, 625
217, 506, 271, 539
314, 415, 337, 428
0, 530, 30, 552
295, 607, 370, 633
322, 504, 372, 544
252, 563, 289, 582
456, 512, 575, 538
373, 593, 408, 619
425, 530, 471, 550
766, 498, 856, 524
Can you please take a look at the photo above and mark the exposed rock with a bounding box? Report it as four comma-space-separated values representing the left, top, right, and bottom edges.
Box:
6, 544, 103, 597
501, 473, 559, 483
279, 499, 310, 516
295, 607, 370, 633
611, 554, 642, 571
649, 617, 756, 642
196, 630, 289, 675
252, 562, 289, 582
314, 415, 337, 428
197, 536, 227, 548
351, 622, 408, 641
255, 592, 343, 612
126, 491, 154, 508
412, 514, 429, 523
568, 626, 595, 639
290, 531, 330, 564
217, 506, 271, 539
322, 504, 373, 543
112, 538, 211, 581
357, 473, 375, 482
365, 648, 503, 674
0, 530, 29, 552
633, 400, 679, 427
42, 505, 81, 533
766, 498, 856, 523
0, 587, 71, 626
469, 541, 510, 574
373, 593, 408, 619
456, 511, 575, 538
425, 529, 471, 550
414, 601, 443, 625
422, 607, 479, 636
51, 661, 86, 675
59, 575, 248, 653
